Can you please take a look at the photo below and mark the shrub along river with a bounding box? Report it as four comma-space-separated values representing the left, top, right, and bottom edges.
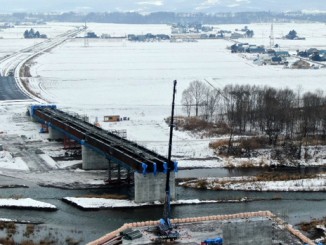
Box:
0, 166, 325, 243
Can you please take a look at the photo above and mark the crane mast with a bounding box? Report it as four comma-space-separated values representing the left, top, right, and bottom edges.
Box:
163, 79, 177, 221
156, 80, 180, 241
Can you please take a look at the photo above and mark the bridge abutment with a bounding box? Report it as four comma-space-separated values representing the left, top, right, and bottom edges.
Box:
82, 145, 109, 170
134, 172, 175, 203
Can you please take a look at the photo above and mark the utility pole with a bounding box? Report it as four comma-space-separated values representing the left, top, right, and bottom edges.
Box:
269, 23, 274, 49
84, 21, 89, 47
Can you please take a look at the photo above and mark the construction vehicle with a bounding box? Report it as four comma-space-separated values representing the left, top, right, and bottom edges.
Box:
201, 237, 223, 245
155, 80, 180, 241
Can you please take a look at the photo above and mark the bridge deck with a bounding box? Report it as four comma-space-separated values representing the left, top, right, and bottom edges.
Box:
32, 106, 174, 173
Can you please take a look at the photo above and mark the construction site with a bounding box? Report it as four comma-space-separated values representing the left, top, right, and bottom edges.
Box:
87, 82, 320, 245
89, 211, 316, 245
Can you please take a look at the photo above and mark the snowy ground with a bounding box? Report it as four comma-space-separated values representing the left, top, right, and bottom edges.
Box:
1, 21, 325, 244
179, 174, 326, 192
0, 22, 325, 190
63, 197, 240, 209
0, 198, 56, 210
0, 22, 78, 59
26, 22, 326, 169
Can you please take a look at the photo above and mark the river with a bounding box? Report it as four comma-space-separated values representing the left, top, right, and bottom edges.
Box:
0, 167, 325, 243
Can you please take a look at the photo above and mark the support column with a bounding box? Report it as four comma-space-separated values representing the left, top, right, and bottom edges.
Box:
82, 145, 109, 170
107, 160, 112, 182
118, 164, 121, 181
134, 172, 175, 203
48, 127, 64, 140
127, 169, 131, 185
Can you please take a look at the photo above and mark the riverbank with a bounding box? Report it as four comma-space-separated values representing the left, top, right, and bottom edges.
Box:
298, 217, 326, 244
0, 198, 57, 211
62, 197, 248, 210
179, 173, 326, 192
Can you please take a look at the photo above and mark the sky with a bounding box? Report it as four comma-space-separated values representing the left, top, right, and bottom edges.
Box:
0, 0, 326, 13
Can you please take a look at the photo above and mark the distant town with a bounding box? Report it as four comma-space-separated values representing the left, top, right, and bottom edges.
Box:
1, 11, 326, 24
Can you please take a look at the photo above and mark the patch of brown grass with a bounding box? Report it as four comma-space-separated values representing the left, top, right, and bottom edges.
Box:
39, 239, 56, 245
209, 139, 229, 149
6, 222, 16, 235
65, 237, 81, 245
24, 224, 35, 237
195, 180, 208, 189
239, 137, 268, 150
299, 217, 326, 233
0, 237, 15, 245
255, 172, 316, 182
21, 241, 35, 245
239, 160, 255, 168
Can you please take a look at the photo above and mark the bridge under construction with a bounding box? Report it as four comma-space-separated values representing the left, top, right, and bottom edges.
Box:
28, 104, 177, 203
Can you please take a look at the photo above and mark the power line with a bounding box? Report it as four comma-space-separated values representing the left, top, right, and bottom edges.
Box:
204, 78, 229, 101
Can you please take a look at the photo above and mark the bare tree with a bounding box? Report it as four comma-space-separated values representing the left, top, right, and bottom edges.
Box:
181, 88, 194, 117
206, 88, 221, 122
186, 80, 208, 117
180, 83, 326, 152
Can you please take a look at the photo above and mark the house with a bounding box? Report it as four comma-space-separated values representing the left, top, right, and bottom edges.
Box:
271, 56, 283, 65
253, 58, 266, 66
200, 34, 208, 39
266, 49, 276, 55
230, 32, 245, 39
230, 43, 248, 53
104, 115, 120, 122
318, 50, 326, 56
274, 51, 290, 57
306, 48, 318, 56
253, 54, 272, 65
156, 34, 170, 40
247, 45, 265, 54
297, 50, 308, 57
86, 32, 98, 38
310, 53, 326, 62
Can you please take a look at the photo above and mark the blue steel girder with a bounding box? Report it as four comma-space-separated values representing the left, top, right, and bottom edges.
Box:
32, 107, 175, 173
34, 112, 133, 170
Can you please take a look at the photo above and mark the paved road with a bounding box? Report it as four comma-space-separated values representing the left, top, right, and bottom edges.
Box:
0, 27, 84, 102
0, 75, 30, 100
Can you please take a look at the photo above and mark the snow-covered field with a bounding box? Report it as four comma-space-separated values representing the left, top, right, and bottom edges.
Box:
180, 174, 326, 192
25, 22, 326, 169
1, 22, 326, 172
0, 22, 78, 58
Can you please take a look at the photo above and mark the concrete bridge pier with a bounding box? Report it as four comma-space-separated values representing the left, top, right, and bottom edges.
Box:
82, 145, 109, 170
134, 172, 175, 203
48, 127, 65, 140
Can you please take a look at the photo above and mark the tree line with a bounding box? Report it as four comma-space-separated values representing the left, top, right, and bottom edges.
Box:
2, 11, 326, 24
182, 81, 326, 148
23, 28, 47, 39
